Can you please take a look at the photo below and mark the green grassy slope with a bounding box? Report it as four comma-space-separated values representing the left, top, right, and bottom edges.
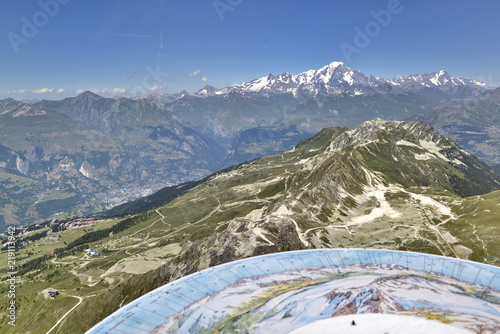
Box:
1, 119, 499, 333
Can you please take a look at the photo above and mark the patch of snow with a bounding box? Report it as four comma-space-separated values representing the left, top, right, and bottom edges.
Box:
291, 314, 470, 334
247, 76, 270, 92
396, 140, 420, 148
346, 188, 401, 226
343, 71, 354, 85
274, 204, 294, 217
245, 208, 264, 221
452, 159, 466, 166
403, 191, 453, 217
442, 231, 459, 244
419, 140, 450, 162
356, 140, 380, 147
399, 140, 465, 166
414, 152, 435, 160
252, 227, 274, 245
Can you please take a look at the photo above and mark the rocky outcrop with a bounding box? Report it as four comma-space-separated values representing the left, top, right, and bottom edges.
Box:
79, 161, 98, 180
16, 155, 29, 175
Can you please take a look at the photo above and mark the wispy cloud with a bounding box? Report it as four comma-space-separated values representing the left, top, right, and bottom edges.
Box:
33, 88, 55, 94
201, 76, 208, 82
159, 27, 164, 50
76, 88, 128, 95
5, 88, 111, 99
189, 69, 202, 77
95, 32, 154, 39
31, 88, 66, 94
7, 89, 26, 94
40, 31, 154, 39
148, 83, 167, 92
94, 88, 127, 94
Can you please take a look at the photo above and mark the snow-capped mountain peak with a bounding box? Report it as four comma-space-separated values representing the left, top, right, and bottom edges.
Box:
430, 70, 451, 85
392, 70, 486, 90
192, 85, 218, 97
215, 61, 370, 96
196, 61, 488, 97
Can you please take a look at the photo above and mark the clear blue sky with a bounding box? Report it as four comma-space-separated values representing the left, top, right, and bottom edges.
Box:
1, 0, 499, 100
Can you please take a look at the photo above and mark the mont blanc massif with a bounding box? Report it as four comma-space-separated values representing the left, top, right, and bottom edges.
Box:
1, 61, 500, 333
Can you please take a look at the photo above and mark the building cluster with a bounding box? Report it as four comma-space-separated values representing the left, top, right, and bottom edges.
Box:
86, 248, 100, 257
48, 290, 59, 299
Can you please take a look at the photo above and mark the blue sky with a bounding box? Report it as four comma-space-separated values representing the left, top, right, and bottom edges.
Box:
1, 0, 499, 100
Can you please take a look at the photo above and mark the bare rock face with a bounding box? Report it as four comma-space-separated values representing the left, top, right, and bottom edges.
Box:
16, 155, 29, 175
80, 161, 99, 180
165, 219, 308, 282
251, 222, 307, 256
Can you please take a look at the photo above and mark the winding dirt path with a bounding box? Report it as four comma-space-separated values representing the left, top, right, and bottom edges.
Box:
45, 296, 83, 334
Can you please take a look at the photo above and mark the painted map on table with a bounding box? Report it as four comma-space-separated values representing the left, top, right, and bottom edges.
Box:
88, 249, 500, 334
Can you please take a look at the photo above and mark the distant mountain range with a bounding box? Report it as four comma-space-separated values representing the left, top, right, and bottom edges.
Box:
201, 62, 487, 98
0, 94, 225, 229
139, 62, 488, 106
0, 61, 498, 228
412, 87, 500, 164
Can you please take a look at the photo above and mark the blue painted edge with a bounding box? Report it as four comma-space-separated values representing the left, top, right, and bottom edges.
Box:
87, 248, 500, 333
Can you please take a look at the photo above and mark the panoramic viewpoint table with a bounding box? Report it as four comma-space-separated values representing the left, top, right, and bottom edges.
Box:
88, 248, 500, 333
